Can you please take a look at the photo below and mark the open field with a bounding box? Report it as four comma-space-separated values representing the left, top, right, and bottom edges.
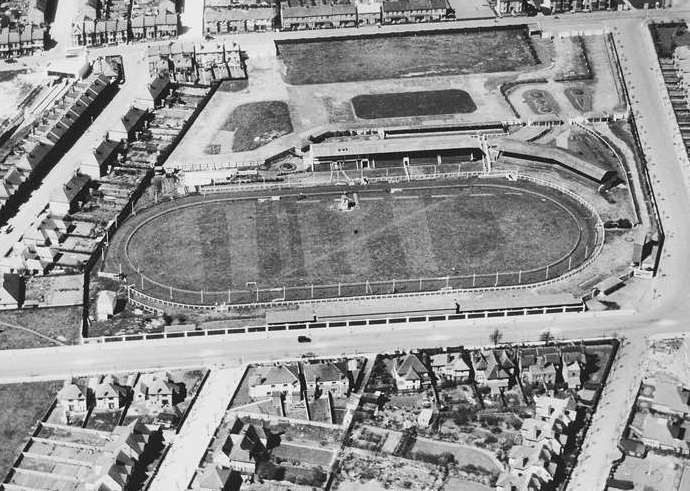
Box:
0, 381, 61, 478
276, 28, 539, 85
0, 306, 82, 350
352, 89, 476, 119
117, 179, 592, 296
222, 101, 293, 152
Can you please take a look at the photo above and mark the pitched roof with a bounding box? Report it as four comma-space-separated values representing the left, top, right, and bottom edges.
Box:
394, 354, 429, 381
2, 273, 23, 303
303, 361, 346, 384
198, 465, 232, 489
259, 365, 300, 386
58, 383, 86, 401
382, 0, 447, 11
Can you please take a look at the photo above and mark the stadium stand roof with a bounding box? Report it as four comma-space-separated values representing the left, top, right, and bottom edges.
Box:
498, 138, 614, 183
310, 134, 480, 159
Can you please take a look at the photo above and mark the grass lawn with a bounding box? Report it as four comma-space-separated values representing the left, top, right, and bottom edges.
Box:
0, 381, 61, 478
124, 181, 587, 292
272, 443, 334, 467
567, 128, 620, 172
277, 28, 538, 85
409, 438, 500, 473
222, 101, 293, 152
352, 89, 477, 119
0, 306, 82, 350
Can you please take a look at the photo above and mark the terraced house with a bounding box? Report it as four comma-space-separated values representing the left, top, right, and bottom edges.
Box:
204, 3, 275, 33
381, 0, 448, 24
281, 0, 358, 30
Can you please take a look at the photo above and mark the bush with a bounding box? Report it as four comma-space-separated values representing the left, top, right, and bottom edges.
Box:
485, 435, 498, 444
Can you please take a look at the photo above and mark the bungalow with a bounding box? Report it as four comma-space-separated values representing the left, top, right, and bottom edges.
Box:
57, 382, 88, 412
628, 412, 690, 455
49, 173, 90, 215
637, 378, 690, 418
303, 361, 350, 397
281, 1, 357, 30
248, 364, 301, 399
0, 273, 23, 310
381, 0, 447, 24
390, 353, 431, 392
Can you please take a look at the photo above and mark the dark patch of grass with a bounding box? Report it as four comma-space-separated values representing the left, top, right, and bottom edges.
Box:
352, 89, 477, 119
217, 79, 248, 92
277, 28, 538, 85
0, 381, 61, 478
223, 101, 293, 152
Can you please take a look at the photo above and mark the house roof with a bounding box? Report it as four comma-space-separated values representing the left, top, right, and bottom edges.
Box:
259, 365, 300, 386
94, 382, 124, 399
394, 354, 428, 381
58, 383, 86, 401
382, 0, 447, 12
54, 173, 90, 204
639, 378, 690, 414
93, 139, 120, 165
148, 75, 170, 99
198, 465, 232, 489
2, 273, 23, 303
303, 361, 346, 384
120, 107, 147, 133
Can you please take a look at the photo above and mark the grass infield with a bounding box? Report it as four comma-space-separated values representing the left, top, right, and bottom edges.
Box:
121, 180, 591, 294
352, 90, 477, 119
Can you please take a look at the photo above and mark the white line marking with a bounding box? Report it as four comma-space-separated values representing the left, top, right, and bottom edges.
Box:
469, 193, 494, 197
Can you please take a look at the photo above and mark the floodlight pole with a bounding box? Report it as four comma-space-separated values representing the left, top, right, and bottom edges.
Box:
472, 273, 476, 287
170, 286, 173, 300
545, 265, 550, 280
494, 272, 499, 287
518, 270, 522, 284
568, 256, 572, 270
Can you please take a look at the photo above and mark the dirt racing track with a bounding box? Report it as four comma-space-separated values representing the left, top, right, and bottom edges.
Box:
103, 174, 603, 308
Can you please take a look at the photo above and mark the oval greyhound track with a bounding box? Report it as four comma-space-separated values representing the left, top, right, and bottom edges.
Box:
109, 178, 600, 305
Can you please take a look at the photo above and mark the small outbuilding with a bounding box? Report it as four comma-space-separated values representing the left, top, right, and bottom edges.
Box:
96, 290, 117, 321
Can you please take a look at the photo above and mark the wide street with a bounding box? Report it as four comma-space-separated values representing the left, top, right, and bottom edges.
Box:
0, 8, 687, 382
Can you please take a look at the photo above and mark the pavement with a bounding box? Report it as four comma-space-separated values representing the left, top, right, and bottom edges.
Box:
148, 366, 245, 491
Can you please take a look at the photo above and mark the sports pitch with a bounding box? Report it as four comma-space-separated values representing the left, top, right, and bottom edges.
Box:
117, 180, 595, 298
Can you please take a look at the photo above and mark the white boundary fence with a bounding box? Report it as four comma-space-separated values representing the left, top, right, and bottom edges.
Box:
119, 170, 605, 312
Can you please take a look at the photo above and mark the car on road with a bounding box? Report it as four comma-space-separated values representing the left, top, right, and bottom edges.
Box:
297, 335, 311, 343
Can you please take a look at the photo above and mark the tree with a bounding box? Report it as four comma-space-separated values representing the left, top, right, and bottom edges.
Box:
539, 330, 554, 344
489, 328, 503, 346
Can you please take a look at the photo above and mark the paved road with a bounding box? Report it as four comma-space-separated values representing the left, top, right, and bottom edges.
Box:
0, 309, 656, 383
566, 16, 690, 490
0, 49, 150, 260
